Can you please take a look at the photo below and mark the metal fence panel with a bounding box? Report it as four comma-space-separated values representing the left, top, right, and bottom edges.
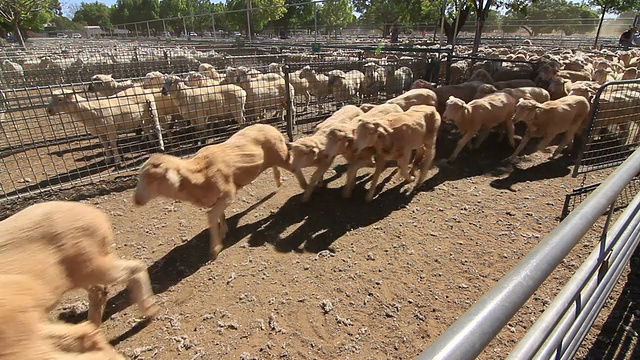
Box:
573, 79, 640, 176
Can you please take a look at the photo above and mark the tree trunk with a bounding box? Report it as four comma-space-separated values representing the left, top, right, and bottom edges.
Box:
13, 20, 26, 49
443, 6, 471, 45
383, 24, 390, 38
520, 26, 533, 36
472, 1, 493, 54
593, 8, 606, 49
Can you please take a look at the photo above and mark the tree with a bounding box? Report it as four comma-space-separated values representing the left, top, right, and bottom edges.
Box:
270, 0, 314, 33
225, 0, 287, 35
51, 15, 84, 30
502, 0, 598, 36
318, 0, 354, 36
591, 0, 640, 48
0, 0, 59, 48
352, 0, 425, 38
111, 0, 159, 35
73, 1, 111, 29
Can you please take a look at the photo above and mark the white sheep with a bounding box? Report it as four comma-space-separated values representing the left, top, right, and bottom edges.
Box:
362, 62, 387, 99
268, 62, 312, 111
299, 65, 331, 111
161, 74, 247, 145
0, 201, 158, 327
328, 69, 365, 103
1, 59, 25, 86
235, 67, 294, 122
385, 88, 438, 110
47, 89, 163, 166
184, 71, 220, 87
198, 63, 223, 82
384, 65, 414, 96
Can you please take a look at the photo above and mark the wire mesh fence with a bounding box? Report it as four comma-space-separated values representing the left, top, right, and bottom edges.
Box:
573, 80, 640, 176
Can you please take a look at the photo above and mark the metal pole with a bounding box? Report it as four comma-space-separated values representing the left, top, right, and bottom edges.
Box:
439, 0, 446, 44
135, 23, 139, 38
314, 2, 318, 42
146, 21, 151, 38
452, 0, 461, 48
163, 19, 167, 35
246, 0, 253, 42
213, 14, 217, 39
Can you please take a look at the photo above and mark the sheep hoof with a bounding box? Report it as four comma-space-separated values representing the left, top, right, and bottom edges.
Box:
141, 301, 160, 319
211, 245, 224, 260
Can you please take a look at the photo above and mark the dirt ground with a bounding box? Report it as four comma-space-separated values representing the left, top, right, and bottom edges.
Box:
0, 134, 630, 359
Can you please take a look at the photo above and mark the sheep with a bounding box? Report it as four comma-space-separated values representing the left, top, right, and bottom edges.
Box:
161, 74, 247, 145
421, 81, 485, 114
468, 69, 494, 83
557, 69, 592, 82
323, 103, 405, 198
362, 62, 386, 99
0, 274, 126, 359
140, 71, 187, 133
87, 74, 135, 96
493, 79, 537, 89
0, 201, 158, 327
548, 77, 573, 100
184, 71, 219, 87
442, 92, 517, 162
235, 67, 294, 122
288, 105, 365, 202
198, 63, 223, 81
46, 89, 163, 166
268, 63, 312, 111
327, 69, 365, 103
474, 84, 550, 103
1, 59, 25, 86
593, 68, 616, 85
384, 65, 414, 96
133, 124, 306, 260
508, 95, 591, 161
359, 103, 377, 112
352, 105, 441, 202
299, 65, 331, 111
622, 68, 638, 80
385, 88, 438, 110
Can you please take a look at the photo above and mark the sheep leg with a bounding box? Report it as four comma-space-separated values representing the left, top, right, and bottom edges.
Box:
272, 166, 282, 187
473, 128, 492, 149
535, 134, 555, 153
508, 132, 532, 162
365, 159, 387, 203
302, 162, 331, 203
292, 168, 308, 190
304, 91, 311, 111
220, 211, 228, 239
414, 143, 436, 192
505, 118, 516, 147
83, 257, 158, 322
398, 151, 415, 183
550, 131, 574, 159
410, 146, 426, 177
342, 159, 365, 199
43, 321, 111, 353
449, 131, 476, 162
208, 198, 231, 260
87, 285, 108, 326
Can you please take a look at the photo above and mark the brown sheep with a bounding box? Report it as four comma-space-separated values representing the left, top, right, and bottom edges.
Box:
352, 105, 441, 202
474, 84, 550, 103
385, 88, 438, 110
0, 201, 158, 327
0, 274, 125, 359
442, 92, 517, 162
133, 124, 306, 260
508, 96, 591, 161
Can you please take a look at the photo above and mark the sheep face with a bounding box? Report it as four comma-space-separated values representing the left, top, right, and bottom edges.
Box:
353, 121, 386, 152
474, 84, 498, 99
161, 76, 182, 96
184, 72, 206, 87
299, 67, 314, 80
324, 129, 353, 158
268, 63, 283, 73
512, 99, 539, 124
442, 96, 466, 123
142, 72, 165, 89
46, 91, 75, 116
134, 155, 184, 206
288, 140, 321, 170
87, 74, 116, 93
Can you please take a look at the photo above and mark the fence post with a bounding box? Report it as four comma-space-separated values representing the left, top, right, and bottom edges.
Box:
445, 51, 453, 85
283, 63, 294, 141
146, 21, 151, 38
212, 15, 217, 40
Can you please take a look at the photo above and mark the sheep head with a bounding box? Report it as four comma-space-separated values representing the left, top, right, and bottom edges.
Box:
442, 96, 467, 123
142, 71, 166, 89
474, 84, 498, 99
288, 138, 322, 170
46, 90, 77, 115
353, 120, 391, 153
513, 98, 540, 124
324, 128, 354, 158
161, 75, 183, 96
87, 74, 116, 94
134, 153, 203, 206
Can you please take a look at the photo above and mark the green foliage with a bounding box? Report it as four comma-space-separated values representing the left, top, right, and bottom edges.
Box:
271, 0, 315, 29
502, 0, 598, 36
319, 0, 354, 27
0, 0, 60, 47
51, 15, 84, 30
73, 1, 111, 27
225, 0, 287, 33
111, 0, 159, 24
589, 0, 640, 15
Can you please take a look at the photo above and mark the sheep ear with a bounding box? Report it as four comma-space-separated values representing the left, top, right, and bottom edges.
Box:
448, 95, 454, 101
165, 168, 182, 189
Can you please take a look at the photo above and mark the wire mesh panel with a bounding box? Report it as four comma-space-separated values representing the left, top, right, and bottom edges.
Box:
561, 176, 640, 219
0, 66, 289, 201
573, 80, 640, 176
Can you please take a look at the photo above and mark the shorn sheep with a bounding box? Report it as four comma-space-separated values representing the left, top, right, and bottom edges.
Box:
133, 124, 306, 260
0, 201, 158, 327
0, 274, 125, 359
442, 92, 517, 162
508, 95, 591, 161
235, 67, 294, 122
353, 105, 441, 202
299, 66, 331, 111
46, 89, 164, 166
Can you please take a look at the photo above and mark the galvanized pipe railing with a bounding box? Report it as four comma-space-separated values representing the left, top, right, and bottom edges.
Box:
418, 147, 640, 360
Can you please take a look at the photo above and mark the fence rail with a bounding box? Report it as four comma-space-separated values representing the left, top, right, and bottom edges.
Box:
418, 147, 640, 359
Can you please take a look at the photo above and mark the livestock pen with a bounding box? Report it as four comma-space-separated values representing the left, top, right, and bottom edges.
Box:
0, 39, 639, 359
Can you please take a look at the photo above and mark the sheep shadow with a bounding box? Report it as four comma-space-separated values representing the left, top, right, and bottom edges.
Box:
247, 176, 412, 254
489, 157, 573, 192
57, 193, 276, 328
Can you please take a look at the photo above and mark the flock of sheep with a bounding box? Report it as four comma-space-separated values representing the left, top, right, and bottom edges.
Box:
2, 43, 640, 358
